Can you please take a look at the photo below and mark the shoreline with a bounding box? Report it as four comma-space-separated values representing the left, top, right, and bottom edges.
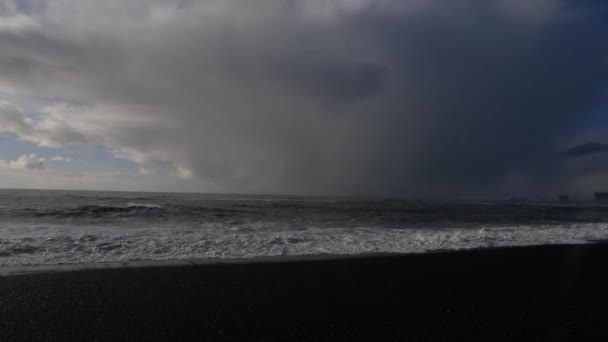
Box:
0, 240, 603, 277
0, 252, 408, 277
2, 242, 608, 340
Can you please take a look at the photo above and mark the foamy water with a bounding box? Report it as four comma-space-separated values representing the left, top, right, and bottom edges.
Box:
1, 189, 608, 269
2, 222, 608, 268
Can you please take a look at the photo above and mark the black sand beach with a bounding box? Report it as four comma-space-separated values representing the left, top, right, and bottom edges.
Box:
2, 243, 608, 341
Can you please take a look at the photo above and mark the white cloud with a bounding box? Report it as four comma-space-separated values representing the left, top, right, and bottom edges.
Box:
50, 156, 72, 162
0, 14, 39, 33
0, 153, 46, 170
138, 167, 154, 175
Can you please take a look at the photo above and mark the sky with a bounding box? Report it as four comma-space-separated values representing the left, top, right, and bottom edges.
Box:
0, 0, 607, 198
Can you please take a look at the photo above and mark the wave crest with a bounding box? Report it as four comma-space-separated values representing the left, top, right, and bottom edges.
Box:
32, 204, 165, 218
1, 223, 608, 268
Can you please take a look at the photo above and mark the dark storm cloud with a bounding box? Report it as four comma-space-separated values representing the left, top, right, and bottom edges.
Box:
563, 142, 608, 158
0, 0, 607, 197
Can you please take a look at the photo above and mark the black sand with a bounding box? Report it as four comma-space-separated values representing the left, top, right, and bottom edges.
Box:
2, 243, 608, 341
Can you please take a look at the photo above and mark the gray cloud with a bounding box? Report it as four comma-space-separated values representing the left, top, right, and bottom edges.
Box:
0, 101, 88, 147
0, 0, 606, 197
563, 142, 608, 158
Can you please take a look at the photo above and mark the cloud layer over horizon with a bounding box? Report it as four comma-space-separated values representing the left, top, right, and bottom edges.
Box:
0, 0, 607, 197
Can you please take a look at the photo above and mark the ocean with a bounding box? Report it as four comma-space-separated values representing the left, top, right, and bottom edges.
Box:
1, 189, 608, 269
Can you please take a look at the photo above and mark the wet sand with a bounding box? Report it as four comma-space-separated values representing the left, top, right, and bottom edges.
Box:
2, 243, 608, 341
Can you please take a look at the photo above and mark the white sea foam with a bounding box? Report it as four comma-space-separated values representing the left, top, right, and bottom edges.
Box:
126, 202, 162, 208
1, 223, 607, 268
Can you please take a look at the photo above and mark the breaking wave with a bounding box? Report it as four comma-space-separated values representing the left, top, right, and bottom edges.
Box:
5, 204, 263, 220
5, 201, 608, 226
126, 203, 162, 208
3, 191, 608, 270
1, 222, 607, 268
30, 204, 166, 219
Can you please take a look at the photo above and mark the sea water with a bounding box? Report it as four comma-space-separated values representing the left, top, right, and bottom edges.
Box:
1, 189, 608, 268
